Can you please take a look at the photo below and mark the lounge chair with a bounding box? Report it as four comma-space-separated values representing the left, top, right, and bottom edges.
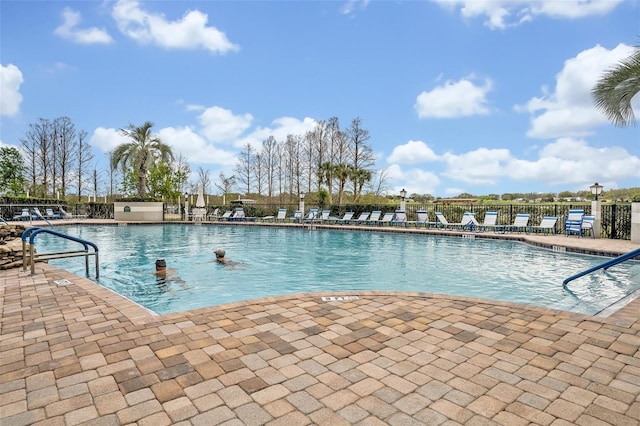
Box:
478, 212, 498, 232
353, 212, 370, 225
218, 210, 233, 221
274, 208, 288, 222
564, 209, 584, 237
45, 208, 60, 220
330, 211, 354, 224
208, 208, 220, 221
392, 210, 407, 227
32, 207, 46, 220
407, 210, 433, 228
318, 210, 331, 222
499, 213, 530, 233
290, 210, 303, 223
364, 211, 381, 225
377, 212, 395, 226
581, 215, 595, 238
13, 208, 30, 221
302, 209, 319, 223
527, 216, 558, 235
435, 212, 475, 230
58, 207, 71, 219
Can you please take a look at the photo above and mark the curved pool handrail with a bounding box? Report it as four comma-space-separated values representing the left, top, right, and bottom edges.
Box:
22, 226, 99, 277
563, 247, 640, 288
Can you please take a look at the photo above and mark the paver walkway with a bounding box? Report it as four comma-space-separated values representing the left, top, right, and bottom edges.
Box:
1, 222, 639, 425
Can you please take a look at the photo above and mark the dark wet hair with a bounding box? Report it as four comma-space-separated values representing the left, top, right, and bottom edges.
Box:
155, 259, 166, 268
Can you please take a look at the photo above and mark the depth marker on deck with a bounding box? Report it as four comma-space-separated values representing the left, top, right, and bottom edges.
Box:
321, 295, 359, 302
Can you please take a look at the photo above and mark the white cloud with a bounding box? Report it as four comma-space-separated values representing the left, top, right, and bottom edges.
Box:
0, 64, 23, 117
197, 106, 254, 143
415, 77, 493, 118
520, 43, 636, 139
235, 116, 318, 149
441, 147, 512, 185
158, 127, 237, 165
54, 7, 113, 44
387, 140, 439, 164
90, 127, 128, 152
386, 137, 639, 195
431, 0, 623, 30
340, 0, 371, 15
510, 138, 640, 185
112, 0, 239, 54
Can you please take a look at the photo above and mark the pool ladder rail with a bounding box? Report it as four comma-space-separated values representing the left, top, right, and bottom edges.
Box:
21, 227, 99, 278
563, 246, 640, 289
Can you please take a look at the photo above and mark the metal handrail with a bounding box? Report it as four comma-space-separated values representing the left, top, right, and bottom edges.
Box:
21, 227, 99, 277
563, 247, 640, 287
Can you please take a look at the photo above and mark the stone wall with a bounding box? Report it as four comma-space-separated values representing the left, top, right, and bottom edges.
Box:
0, 224, 29, 270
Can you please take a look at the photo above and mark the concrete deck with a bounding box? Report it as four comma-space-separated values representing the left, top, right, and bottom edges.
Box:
1, 220, 639, 425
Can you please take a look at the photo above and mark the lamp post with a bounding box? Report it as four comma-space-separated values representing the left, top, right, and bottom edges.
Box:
184, 192, 189, 221
589, 182, 603, 238
590, 182, 603, 201
400, 188, 407, 212
299, 192, 305, 218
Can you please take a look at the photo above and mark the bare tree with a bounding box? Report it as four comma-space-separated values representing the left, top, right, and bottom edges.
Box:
261, 136, 278, 198
347, 117, 375, 201
19, 118, 52, 197
196, 167, 211, 195
53, 116, 78, 198
234, 143, 254, 195
215, 172, 236, 205
366, 167, 391, 197
284, 134, 303, 201
76, 130, 94, 199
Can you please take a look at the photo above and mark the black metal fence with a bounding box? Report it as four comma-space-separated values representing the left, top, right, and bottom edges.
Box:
1, 201, 633, 240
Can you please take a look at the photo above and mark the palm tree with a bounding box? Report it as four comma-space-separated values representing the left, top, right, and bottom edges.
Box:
112, 121, 174, 198
592, 42, 640, 127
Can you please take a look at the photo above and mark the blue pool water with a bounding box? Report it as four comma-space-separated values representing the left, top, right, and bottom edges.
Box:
37, 224, 640, 315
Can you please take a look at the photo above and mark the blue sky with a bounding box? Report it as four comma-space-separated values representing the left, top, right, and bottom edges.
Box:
1, 0, 639, 197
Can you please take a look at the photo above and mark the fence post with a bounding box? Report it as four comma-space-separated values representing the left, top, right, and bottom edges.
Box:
632, 203, 640, 243
591, 200, 601, 237
611, 204, 617, 239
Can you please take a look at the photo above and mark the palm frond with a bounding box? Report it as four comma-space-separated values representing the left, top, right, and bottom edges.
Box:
592, 44, 640, 127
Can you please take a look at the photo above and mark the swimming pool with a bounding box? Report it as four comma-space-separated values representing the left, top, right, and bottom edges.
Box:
38, 224, 640, 315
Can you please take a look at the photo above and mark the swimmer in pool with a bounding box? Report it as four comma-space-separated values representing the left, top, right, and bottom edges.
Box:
152, 259, 187, 290
214, 249, 239, 267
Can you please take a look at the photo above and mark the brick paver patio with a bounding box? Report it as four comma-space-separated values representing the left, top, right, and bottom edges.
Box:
1, 222, 639, 425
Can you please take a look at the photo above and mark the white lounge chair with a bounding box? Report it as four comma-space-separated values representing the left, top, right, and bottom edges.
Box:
330, 211, 354, 224
290, 210, 303, 223
408, 210, 434, 228
498, 213, 530, 233
392, 210, 407, 227
208, 208, 220, 221
581, 215, 595, 238
377, 212, 395, 226
352, 212, 369, 225
478, 212, 498, 232
218, 210, 233, 221
302, 209, 319, 223
364, 211, 381, 225
527, 216, 558, 235
435, 212, 475, 230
